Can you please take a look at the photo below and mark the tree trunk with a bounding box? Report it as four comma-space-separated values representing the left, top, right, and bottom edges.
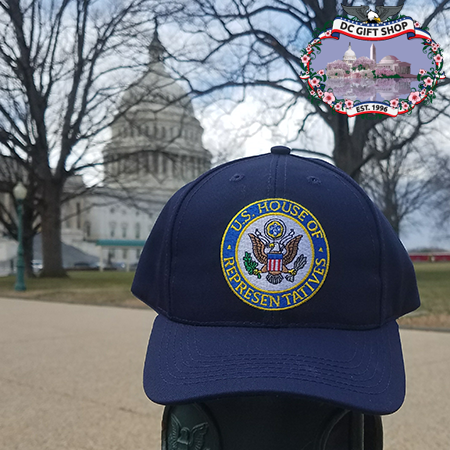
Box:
39, 180, 67, 277
383, 199, 400, 235
331, 114, 386, 182
382, 178, 401, 235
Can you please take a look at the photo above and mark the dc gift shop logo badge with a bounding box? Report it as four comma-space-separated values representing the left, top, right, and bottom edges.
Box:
221, 198, 330, 311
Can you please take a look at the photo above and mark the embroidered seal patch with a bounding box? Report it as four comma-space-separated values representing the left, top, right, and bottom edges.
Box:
221, 198, 330, 311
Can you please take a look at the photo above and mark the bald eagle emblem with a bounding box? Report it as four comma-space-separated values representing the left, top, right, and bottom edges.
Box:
244, 219, 307, 285
167, 415, 209, 450
342, 5, 403, 24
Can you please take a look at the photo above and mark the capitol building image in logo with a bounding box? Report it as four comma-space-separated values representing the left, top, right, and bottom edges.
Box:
326, 42, 415, 79
324, 42, 417, 102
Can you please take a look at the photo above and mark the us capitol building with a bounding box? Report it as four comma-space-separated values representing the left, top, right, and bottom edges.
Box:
327, 42, 413, 77
59, 31, 211, 269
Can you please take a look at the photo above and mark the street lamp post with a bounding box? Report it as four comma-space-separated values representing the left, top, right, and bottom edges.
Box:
13, 181, 27, 291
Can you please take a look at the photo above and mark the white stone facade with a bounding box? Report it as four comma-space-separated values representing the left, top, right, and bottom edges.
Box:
377, 55, 411, 75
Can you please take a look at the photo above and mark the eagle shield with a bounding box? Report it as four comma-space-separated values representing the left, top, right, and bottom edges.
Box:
245, 219, 308, 285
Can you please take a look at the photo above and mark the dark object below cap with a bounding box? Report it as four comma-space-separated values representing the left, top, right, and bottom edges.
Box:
162, 396, 383, 450
270, 145, 291, 154
133, 150, 420, 415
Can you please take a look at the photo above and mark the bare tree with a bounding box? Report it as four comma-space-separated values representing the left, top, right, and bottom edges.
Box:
430, 152, 450, 233
166, 0, 450, 180
360, 121, 439, 234
0, 0, 180, 276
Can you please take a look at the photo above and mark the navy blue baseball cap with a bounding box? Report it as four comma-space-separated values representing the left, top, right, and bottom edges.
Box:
132, 146, 420, 415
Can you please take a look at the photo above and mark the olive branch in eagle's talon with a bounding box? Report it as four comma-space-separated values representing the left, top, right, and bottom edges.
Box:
243, 252, 262, 278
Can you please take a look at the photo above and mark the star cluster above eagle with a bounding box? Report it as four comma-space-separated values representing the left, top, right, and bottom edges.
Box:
342, 5, 404, 23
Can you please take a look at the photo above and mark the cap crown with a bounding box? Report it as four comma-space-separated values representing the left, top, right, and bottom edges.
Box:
132, 153, 420, 329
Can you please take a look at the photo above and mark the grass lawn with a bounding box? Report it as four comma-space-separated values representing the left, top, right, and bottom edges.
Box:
0, 271, 144, 308
398, 262, 450, 329
1, 263, 449, 328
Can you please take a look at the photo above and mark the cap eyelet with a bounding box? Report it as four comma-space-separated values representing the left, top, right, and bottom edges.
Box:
307, 176, 321, 185
230, 173, 245, 182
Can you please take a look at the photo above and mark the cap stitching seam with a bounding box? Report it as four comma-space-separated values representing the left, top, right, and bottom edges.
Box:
370, 208, 386, 326
267, 153, 275, 197
305, 160, 380, 320
271, 155, 280, 326
165, 161, 247, 314
157, 316, 381, 328
154, 319, 392, 395
170, 155, 272, 316
306, 158, 384, 325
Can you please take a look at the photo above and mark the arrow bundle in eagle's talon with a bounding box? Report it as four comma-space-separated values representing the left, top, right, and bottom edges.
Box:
285, 254, 307, 282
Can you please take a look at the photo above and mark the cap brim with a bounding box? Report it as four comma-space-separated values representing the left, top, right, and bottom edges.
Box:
143, 315, 405, 415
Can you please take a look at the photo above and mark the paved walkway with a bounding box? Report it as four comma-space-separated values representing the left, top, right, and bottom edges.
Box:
0, 298, 449, 450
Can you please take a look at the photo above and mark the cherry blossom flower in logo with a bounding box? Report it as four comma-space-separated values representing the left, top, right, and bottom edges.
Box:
345, 99, 354, 109
334, 102, 343, 111
310, 90, 316, 96
376, 67, 395, 77
306, 45, 312, 53
352, 56, 376, 71
420, 89, 427, 97
310, 77, 320, 88
318, 69, 325, 76
323, 92, 335, 105
419, 69, 426, 76
424, 77, 433, 87
301, 55, 311, 64
325, 30, 332, 37
432, 43, 440, 52
414, 21, 421, 27
408, 91, 421, 104
434, 54, 443, 64
390, 98, 399, 108
317, 89, 324, 98
429, 90, 434, 95
401, 101, 410, 110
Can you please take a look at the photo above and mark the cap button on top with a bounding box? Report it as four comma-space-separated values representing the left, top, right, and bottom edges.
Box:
271, 145, 291, 155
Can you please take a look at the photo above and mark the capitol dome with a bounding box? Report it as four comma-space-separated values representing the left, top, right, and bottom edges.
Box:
103, 29, 211, 194
120, 47, 194, 116
379, 55, 399, 62
343, 42, 356, 62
